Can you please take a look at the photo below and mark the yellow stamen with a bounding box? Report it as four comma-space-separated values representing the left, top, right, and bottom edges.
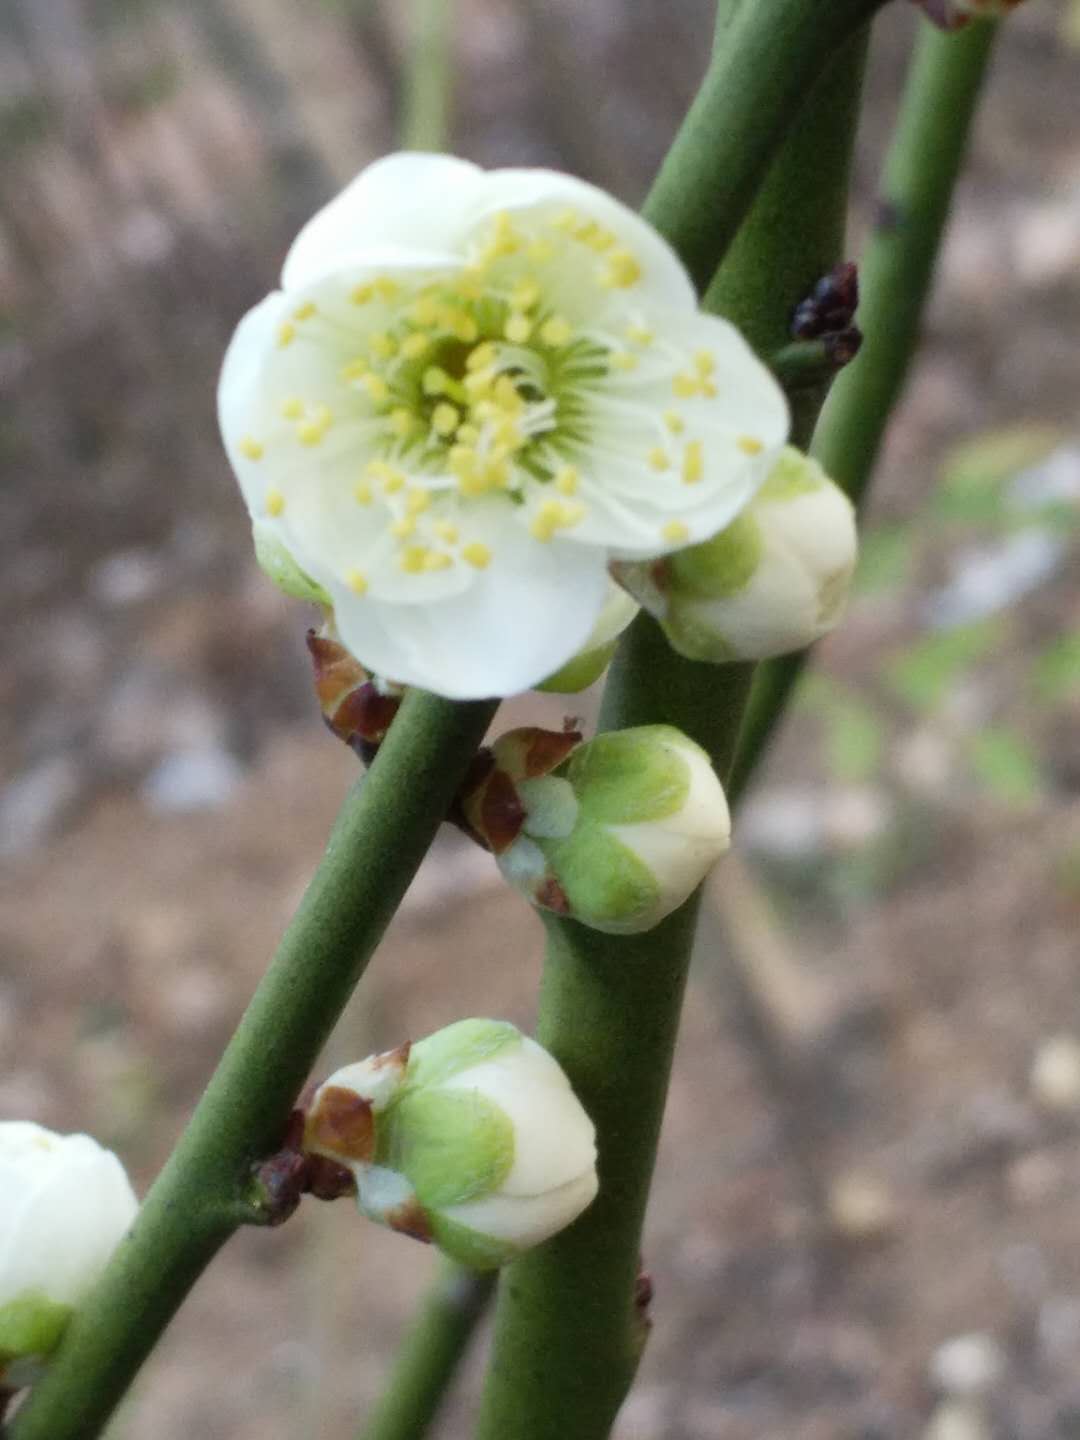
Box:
682, 440, 704, 484
391, 517, 416, 538
609, 351, 639, 372
400, 546, 429, 573
539, 315, 572, 347
510, 278, 541, 311
694, 349, 716, 376
627, 323, 654, 346
375, 277, 400, 300
422, 551, 453, 572
663, 409, 685, 434
346, 569, 368, 594
239, 436, 264, 461
353, 482, 373, 505
293, 300, 317, 321
663, 520, 690, 544
467, 341, 498, 372
504, 312, 532, 344
601, 250, 641, 288
361, 374, 390, 404
432, 402, 460, 437
554, 465, 579, 495
350, 283, 375, 305
423, 366, 449, 396
369, 332, 396, 359
276, 322, 296, 348
265, 488, 284, 516
406, 488, 431, 515
737, 435, 764, 455
673, 374, 699, 398
462, 542, 491, 569
648, 448, 670, 472
435, 521, 459, 544
530, 498, 585, 542
400, 332, 431, 360
389, 408, 416, 438
280, 397, 304, 419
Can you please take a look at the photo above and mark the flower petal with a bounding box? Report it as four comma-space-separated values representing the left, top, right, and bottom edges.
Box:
282, 153, 486, 289
539, 306, 789, 556
322, 526, 609, 698
469, 167, 698, 313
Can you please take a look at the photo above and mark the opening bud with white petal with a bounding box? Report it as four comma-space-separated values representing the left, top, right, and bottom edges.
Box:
0, 1123, 138, 1373
302, 1020, 597, 1269
497, 725, 731, 934
616, 447, 856, 663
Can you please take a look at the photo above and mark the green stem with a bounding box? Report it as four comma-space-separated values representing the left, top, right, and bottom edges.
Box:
400, 0, 454, 151
642, 0, 886, 293
8, 692, 497, 1440
730, 17, 1000, 799
474, 12, 871, 1438
357, 1261, 495, 1440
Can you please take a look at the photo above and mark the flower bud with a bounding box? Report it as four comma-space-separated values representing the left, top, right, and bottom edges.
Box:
497, 725, 731, 934
616, 448, 856, 662
0, 1123, 138, 1371
303, 1020, 597, 1269
537, 585, 639, 694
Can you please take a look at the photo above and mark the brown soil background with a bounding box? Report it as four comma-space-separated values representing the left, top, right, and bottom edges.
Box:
1, 2, 1079, 1436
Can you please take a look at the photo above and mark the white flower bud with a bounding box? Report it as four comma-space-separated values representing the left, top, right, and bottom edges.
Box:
617, 447, 857, 662
0, 1123, 138, 1368
303, 1020, 597, 1269
498, 725, 731, 934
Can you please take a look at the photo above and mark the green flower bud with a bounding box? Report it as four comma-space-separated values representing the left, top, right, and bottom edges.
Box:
616, 448, 856, 663
303, 1020, 597, 1269
0, 1123, 138, 1375
537, 585, 639, 694
498, 725, 731, 934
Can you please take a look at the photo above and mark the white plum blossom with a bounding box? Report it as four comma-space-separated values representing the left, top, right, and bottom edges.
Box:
0, 1123, 138, 1367
220, 153, 789, 699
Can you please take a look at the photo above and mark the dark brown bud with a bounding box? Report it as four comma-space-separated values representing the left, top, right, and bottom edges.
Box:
790, 261, 860, 341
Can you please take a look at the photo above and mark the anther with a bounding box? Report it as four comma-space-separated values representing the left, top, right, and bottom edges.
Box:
346, 569, 369, 594
682, 440, 704, 484
600, 251, 641, 288
239, 436, 264, 460
266, 488, 285, 516
539, 316, 572, 348
462, 542, 492, 569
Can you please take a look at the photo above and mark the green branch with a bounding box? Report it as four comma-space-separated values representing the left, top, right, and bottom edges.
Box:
8, 691, 498, 1440
730, 16, 1000, 799
473, 11, 872, 1438
642, 0, 886, 293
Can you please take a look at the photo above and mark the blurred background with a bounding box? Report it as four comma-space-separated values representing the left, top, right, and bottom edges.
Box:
1, 1, 1079, 1436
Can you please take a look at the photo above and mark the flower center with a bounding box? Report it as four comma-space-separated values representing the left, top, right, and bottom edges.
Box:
242, 207, 763, 591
